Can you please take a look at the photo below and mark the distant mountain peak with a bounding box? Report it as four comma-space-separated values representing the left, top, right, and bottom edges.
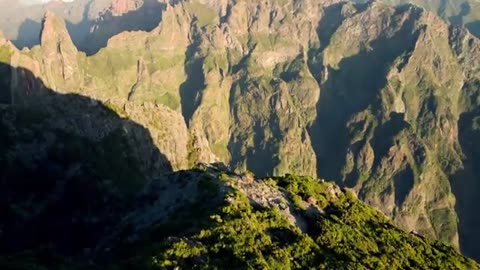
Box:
40, 10, 76, 50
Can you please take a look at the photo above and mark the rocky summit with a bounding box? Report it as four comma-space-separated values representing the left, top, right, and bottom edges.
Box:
2, 0, 480, 268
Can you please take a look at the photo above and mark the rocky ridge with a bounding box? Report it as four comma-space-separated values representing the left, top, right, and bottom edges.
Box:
1, 157, 478, 268
367, 0, 480, 37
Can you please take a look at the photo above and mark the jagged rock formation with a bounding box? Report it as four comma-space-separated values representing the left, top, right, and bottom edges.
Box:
0, 0, 164, 53
0, 0, 112, 49
2, 0, 480, 262
3, 0, 480, 52
363, 0, 480, 37
84, 0, 166, 54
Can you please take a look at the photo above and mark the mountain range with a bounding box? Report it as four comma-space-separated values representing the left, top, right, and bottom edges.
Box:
3, 0, 480, 52
0, 0, 164, 54
354, 0, 480, 36
2, 0, 480, 267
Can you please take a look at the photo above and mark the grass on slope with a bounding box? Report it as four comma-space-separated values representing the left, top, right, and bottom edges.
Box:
112, 174, 478, 269
0, 170, 477, 269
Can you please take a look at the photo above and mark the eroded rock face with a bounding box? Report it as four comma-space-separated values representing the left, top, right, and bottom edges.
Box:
4, 0, 480, 260
40, 11, 82, 89
352, 0, 480, 37
106, 0, 145, 16
82, 0, 166, 54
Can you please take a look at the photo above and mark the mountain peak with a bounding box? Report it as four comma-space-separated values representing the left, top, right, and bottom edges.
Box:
38, 10, 80, 90
40, 10, 76, 50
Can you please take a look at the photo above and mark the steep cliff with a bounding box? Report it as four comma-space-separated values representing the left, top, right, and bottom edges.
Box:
366, 0, 480, 37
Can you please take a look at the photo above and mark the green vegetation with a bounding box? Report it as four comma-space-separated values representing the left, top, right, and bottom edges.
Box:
2, 162, 476, 270
184, 2, 218, 28
109, 175, 479, 269
210, 140, 230, 162
0, 45, 12, 64
104, 100, 128, 117
154, 190, 317, 269
157, 92, 180, 111
252, 33, 293, 51
87, 48, 138, 77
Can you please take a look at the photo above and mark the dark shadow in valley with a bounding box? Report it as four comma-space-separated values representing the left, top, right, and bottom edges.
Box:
308, 1, 371, 78
244, 117, 281, 177
179, 27, 205, 127
309, 5, 422, 185
393, 164, 414, 206
13, 18, 42, 50
447, 1, 480, 38
451, 100, 480, 262
465, 21, 480, 38
227, 78, 282, 177
317, 2, 350, 51
12, 0, 165, 55
449, 2, 470, 27
370, 112, 408, 171
93, 165, 233, 265
0, 59, 10, 102
81, 0, 165, 55
437, 0, 449, 18
0, 62, 172, 259
314, 0, 371, 51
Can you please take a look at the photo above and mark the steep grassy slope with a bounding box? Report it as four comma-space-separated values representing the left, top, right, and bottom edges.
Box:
2, 0, 480, 261
99, 171, 479, 269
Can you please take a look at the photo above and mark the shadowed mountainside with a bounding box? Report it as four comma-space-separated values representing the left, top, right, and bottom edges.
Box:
0, 62, 172, 256
3, 0, 480, 262
353, 0, 480, 37
82, 0, 165, 55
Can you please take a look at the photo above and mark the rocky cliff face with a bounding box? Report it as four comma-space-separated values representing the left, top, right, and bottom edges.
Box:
0, 0, 164, 53
84, 0, 166, 54
0, 0, 112, 49
370, 0, 480, 37
2, 0, 480, 261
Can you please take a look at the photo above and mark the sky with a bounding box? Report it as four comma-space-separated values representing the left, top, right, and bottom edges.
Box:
20, 0, 76, 5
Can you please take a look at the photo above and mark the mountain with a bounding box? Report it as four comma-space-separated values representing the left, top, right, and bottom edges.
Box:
0, 0, 106, 49
2, 0, 480, 264
0, 0, 164, 53
352, 0, 480, 37
0, 93, 477, 269
4, 0, 480, 54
